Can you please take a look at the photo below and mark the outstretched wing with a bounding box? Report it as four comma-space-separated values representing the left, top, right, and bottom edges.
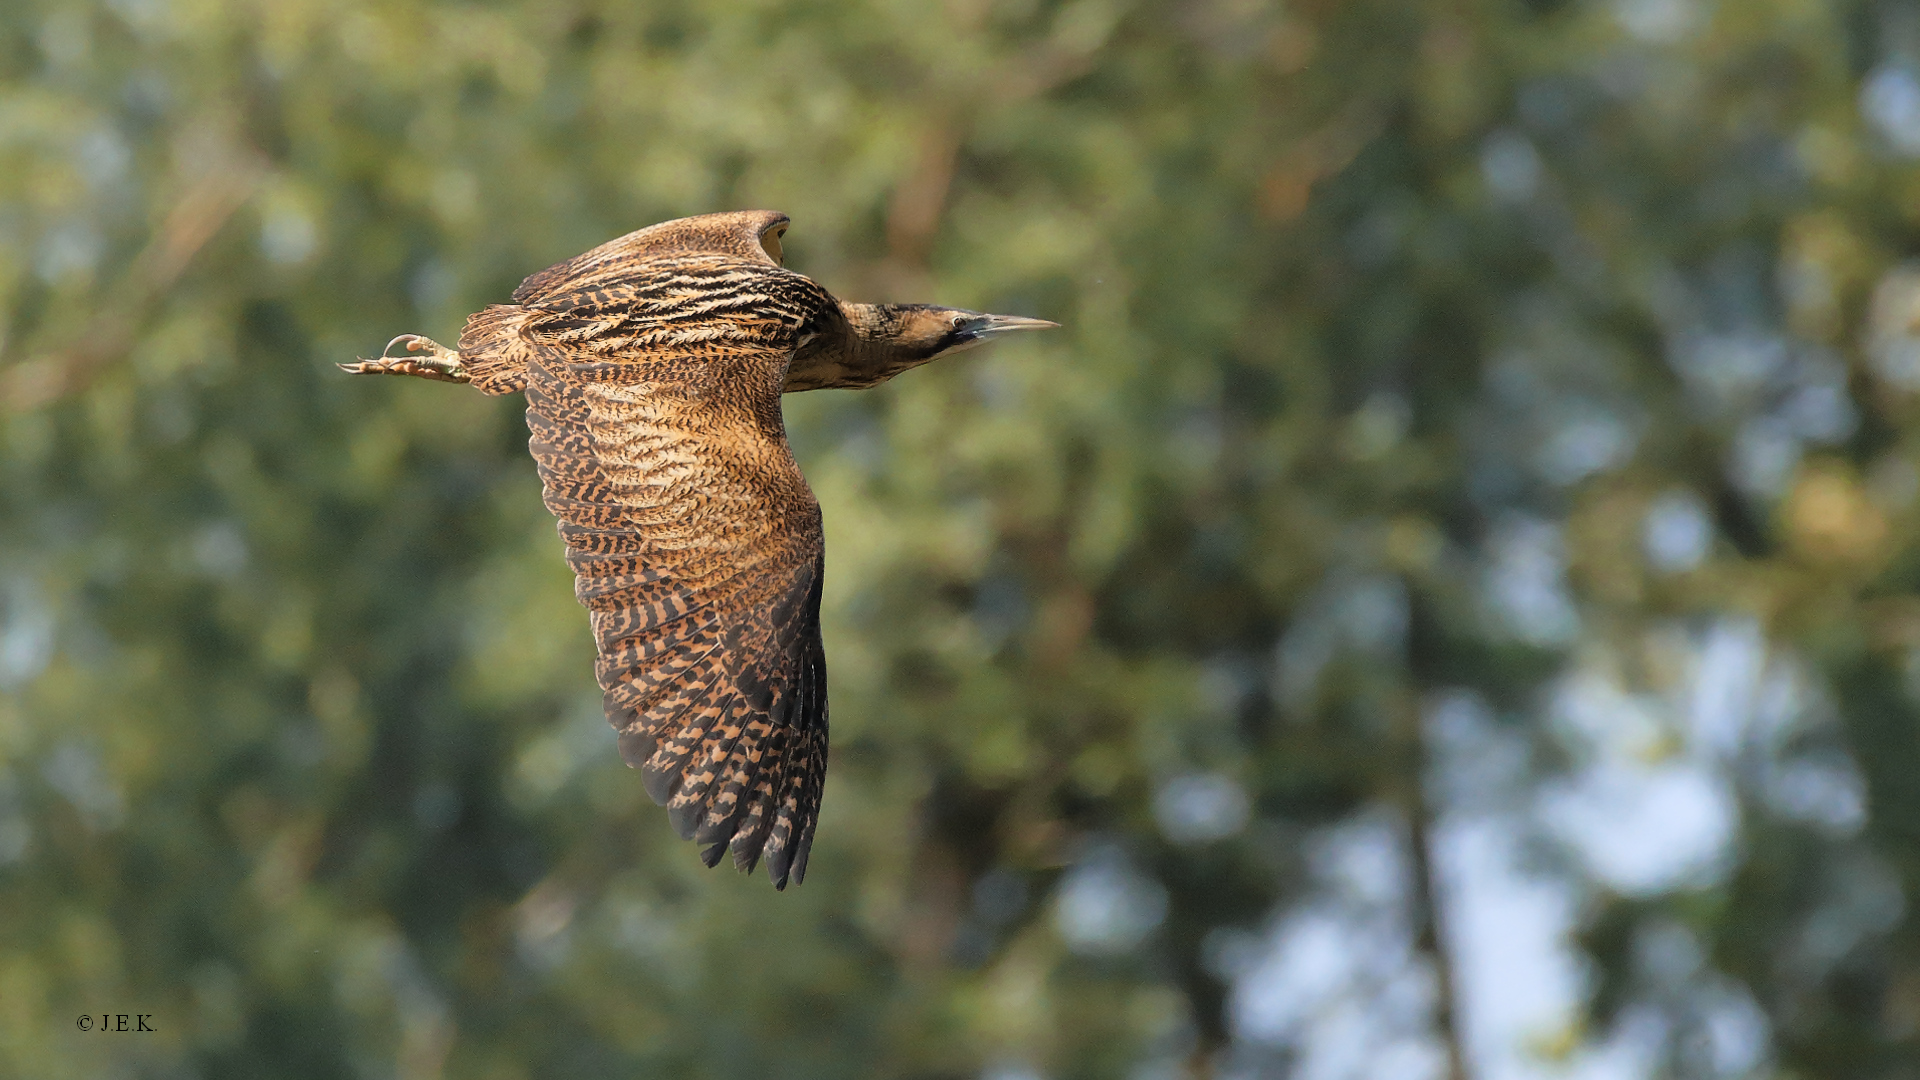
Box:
520, 295, 827, 889
513, 210, 790, 305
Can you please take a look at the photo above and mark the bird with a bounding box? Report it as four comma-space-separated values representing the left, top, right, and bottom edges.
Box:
341, 210, 1055, 889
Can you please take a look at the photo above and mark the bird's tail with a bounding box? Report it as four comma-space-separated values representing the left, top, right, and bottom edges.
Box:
456, 304, 537, 396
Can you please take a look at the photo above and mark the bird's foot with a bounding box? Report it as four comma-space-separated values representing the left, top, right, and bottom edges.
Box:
338, 335, 470, 384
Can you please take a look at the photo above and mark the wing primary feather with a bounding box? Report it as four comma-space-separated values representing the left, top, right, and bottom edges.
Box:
796, 559, 830, 883
791, 728, 826, 886
615, 725, 654, 770
666, 694, 752, 837
645, 681, 745, 819
733, 554, 825, 880
727, 724, 787, 874
788, 581, 830, 886
683, 580, 811, 848
601, 619, 733, 750
697, 705, 782, 849
762, 725, 814, 889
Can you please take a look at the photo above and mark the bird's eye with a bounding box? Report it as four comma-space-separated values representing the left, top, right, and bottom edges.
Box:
951, 315, 967, 330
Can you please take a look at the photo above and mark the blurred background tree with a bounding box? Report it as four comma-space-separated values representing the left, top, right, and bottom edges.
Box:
3, 0, 1920, 1076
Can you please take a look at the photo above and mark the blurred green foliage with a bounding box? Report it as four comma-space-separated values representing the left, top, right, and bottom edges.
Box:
4, 0, 1920, 1077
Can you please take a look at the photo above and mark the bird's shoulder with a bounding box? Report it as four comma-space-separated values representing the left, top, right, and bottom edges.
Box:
519, 255, 834, 364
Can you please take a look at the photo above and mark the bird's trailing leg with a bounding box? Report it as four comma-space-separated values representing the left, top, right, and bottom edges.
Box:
338, 335, 470, 384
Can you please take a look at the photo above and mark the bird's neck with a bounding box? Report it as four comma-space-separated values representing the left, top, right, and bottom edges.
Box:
783, 302, 934, 393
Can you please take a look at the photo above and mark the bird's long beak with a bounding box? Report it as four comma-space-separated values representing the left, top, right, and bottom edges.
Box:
967, 313, 1060, 338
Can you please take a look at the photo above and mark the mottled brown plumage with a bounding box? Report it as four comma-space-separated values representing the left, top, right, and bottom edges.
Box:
342, 211, 1054, 888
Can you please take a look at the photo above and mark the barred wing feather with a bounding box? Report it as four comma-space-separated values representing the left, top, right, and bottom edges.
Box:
520, 322, 826, 889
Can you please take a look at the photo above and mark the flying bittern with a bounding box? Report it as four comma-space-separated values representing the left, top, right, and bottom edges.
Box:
342, 211, 1055, 889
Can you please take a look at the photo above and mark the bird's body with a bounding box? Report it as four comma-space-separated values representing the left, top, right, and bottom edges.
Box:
343, 211, 1053, 888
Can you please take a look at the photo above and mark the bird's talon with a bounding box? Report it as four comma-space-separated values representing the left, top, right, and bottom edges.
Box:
343, 334, 468, 383
340, 335, 470, 384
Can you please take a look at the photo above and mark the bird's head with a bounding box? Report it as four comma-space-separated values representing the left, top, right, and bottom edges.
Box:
790, 301, 1059, 392
883, 305, 1060, 361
